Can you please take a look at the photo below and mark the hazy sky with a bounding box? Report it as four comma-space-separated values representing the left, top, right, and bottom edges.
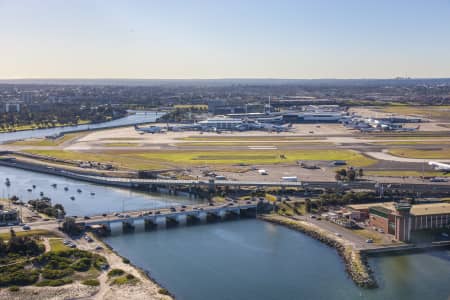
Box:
1, 0, 450, 79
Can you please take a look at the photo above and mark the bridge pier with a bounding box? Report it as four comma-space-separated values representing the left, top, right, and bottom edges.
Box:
240, 207, 257, 218
186, 213, 201, 225
144, 218, 157, 230
122, 219, 135, 232
166, 216, 179, 227
224, 209, 240, 220
206, 211, 220, 223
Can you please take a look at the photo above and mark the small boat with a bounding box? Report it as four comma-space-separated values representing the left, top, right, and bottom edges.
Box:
5, 178, 10, 186
77, 189, 82, 193
40, 192, 44, 196
70, 196, 75, 201
90, 192, 95, 196
32, 185, 36, 189
51, 183, 57, 188
64, 187, 69, 191
27, 188, 32, 192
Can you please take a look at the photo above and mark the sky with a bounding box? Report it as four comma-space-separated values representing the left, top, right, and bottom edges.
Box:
1, 0, 450, 79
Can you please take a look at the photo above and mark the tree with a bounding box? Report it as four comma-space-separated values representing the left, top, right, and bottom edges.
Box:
358, 168, 364, 177
347, 169, 356, 181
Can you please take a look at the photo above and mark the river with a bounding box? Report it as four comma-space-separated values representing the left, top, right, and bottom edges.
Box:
0, 165, 200, 217
104, 220, 450, 300
0, 110, 161, 143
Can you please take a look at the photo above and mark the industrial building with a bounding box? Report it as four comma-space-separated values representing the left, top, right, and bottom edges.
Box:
347, 202, 450, 242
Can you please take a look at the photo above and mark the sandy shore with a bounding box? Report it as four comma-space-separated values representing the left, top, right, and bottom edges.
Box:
0, 232, 173, 300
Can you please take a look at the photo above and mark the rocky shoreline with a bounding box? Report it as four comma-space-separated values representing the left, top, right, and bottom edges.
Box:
259, 214, 377, 289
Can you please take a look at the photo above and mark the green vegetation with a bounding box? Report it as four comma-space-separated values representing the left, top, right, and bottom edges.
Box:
122, 257, 130, 264
111, 273, 138, 285
365, 170, 450, 177
24, 148, 376, 170
108, 268, 125, 277
388, 148, 450, 159
380, 105, 450, 120
0, 232, 107, 288
49, 238, 70, 252
35, 278, 73, 287
82, 278, 100, 286
0, 229, 52, 240
28, 198, 65, 218
159, 288, 171, 295
8, 132, 84, 146
0, 104, 126, 133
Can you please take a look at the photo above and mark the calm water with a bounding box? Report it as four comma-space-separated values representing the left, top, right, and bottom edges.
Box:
0, 110, 161, 143
0, 166, 201, 216
104, 219, 450, 300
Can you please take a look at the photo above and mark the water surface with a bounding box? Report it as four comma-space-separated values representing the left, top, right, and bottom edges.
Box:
0, 165, 199, 216
104, 219, 450, 300
0, 110, 161, 143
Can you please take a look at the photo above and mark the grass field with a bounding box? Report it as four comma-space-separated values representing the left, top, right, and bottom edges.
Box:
351, 229, 384, 244
0, 229, 53, 240
365, 170, 449, 177
380, 105, 450, 120
388, 148, 450, 159
371, 140, 450, 146
49, 238, 70, 251
24, 149, 376, 169
8, 132, 84, 146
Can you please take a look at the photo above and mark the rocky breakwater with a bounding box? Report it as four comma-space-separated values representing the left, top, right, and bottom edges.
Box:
259, 214, 377, 289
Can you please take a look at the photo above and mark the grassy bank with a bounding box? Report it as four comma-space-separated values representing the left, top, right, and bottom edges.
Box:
23, 149, 376, 170
388, 148, 450, 159
8, 133, 85, 147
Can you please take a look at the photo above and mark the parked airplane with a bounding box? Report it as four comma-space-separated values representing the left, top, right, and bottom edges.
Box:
134, 125, 164, 134
429, 161, 450, 173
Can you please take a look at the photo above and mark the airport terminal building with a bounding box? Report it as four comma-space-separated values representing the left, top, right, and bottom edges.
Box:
348, 202, 450, 242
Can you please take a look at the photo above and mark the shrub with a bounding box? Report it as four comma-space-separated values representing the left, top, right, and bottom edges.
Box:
41, 268, 73, 279
158, 288, 170, 295
107, 268, 125, 277
0, 270, 39, 287
71, 258, 92, 272
82, 279, 100, 286
122, 258, 130, 264
9, 286, 20, 292
35, 278, 73, 287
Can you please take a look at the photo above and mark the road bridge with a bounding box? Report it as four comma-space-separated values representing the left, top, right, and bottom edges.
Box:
78, 201, 259, 234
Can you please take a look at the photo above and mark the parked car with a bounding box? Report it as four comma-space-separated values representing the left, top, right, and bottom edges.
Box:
366, 239, 373, 243
22, 225, 30, 230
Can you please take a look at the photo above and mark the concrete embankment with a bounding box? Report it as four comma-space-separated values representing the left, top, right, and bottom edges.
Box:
259, 214, 377, 289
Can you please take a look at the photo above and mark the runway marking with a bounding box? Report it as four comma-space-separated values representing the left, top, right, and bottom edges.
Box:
248, 146, 278, 150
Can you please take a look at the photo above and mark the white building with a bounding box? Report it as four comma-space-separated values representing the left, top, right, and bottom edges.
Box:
198, 116, 243, 130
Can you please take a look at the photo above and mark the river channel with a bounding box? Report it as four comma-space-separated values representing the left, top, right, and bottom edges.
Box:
0, 110, 161, 143
103, 219, 450, 300
0, 166, 199, 217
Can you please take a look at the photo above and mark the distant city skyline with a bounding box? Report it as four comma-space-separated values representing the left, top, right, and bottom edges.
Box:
1, 0, 450, 79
